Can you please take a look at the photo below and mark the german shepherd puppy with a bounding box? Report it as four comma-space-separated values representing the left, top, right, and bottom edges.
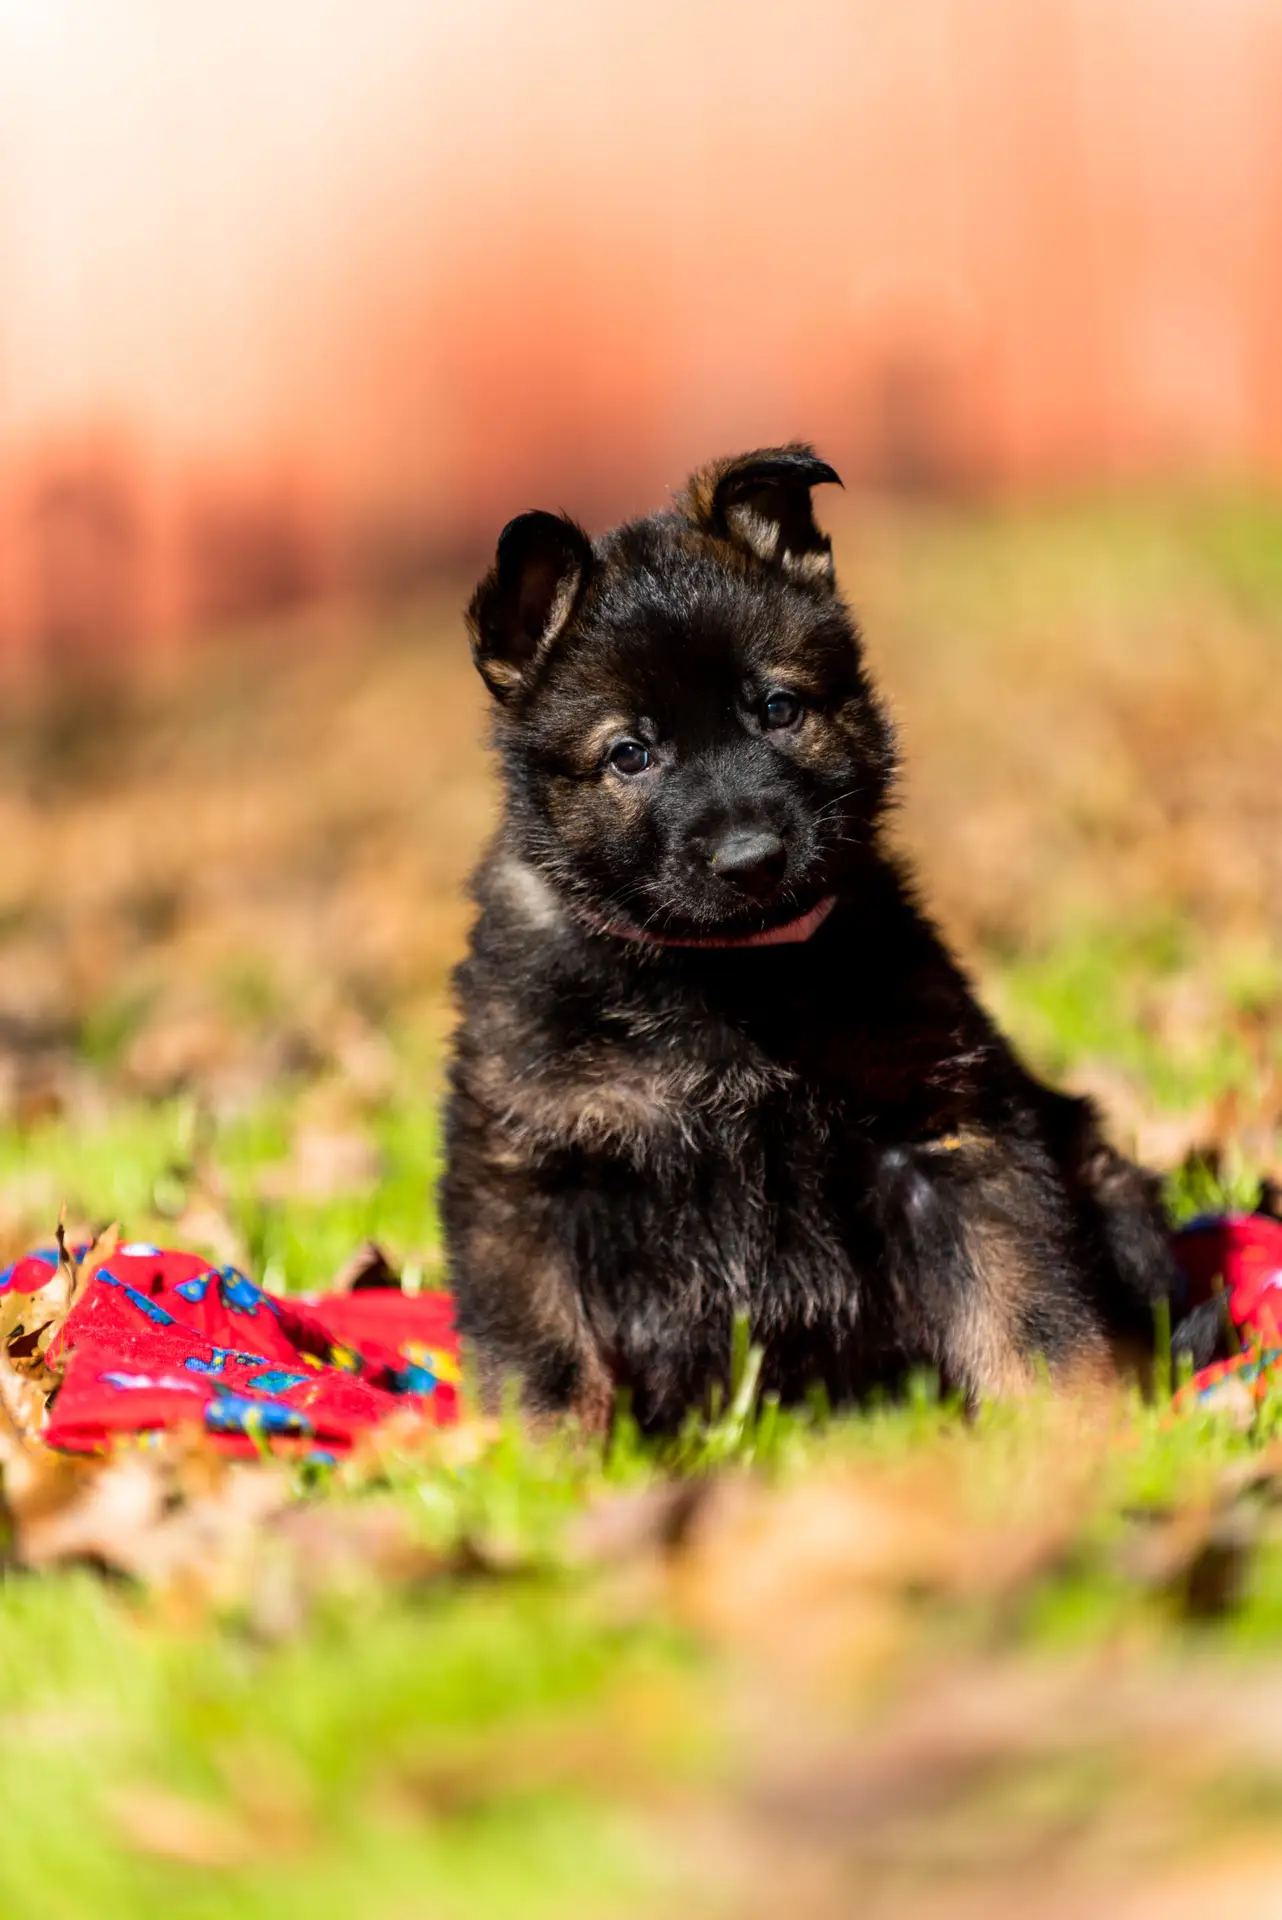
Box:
442, 446, 1176, 1432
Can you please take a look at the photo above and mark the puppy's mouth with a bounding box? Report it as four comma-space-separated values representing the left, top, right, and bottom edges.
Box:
586, 882, 836, 949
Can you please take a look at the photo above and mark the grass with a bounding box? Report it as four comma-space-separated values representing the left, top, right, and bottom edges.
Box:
1, 492, 1282, 1913
5, 1361, 1282, 1917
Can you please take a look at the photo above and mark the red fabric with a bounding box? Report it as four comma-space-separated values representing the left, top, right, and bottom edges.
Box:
1172, 1213, 1282, 1344
1173, 1214, 1282, 1414
0, 1243, 460, 1458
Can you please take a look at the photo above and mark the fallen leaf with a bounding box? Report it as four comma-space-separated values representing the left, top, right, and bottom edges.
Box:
331, 1240, 401, 1293
260, 1127, 380, 1201
164, 1201, 247, 1271
568, 1478, 712, 1565
106, 1786, 259, 1869
0, 1217, 120, 1447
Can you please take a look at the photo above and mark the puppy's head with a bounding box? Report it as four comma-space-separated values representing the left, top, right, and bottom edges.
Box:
466, 446, 897, 940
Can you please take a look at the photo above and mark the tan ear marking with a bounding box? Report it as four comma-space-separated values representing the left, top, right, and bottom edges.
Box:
466, 509, 593, 703
725, 503, 781, 563
782, 545, 835, 585
543, 564, 582, 649
679, 444, 841, 587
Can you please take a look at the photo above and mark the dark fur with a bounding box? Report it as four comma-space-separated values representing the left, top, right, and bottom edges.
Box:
442, 446, 1180, 1432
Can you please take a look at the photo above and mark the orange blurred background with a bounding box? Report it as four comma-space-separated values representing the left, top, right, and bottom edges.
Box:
2, 0, 1280, 664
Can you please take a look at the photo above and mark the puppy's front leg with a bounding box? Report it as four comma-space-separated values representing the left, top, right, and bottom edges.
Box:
445, 1172, 616, 1434
875, 1137, 1110, 1400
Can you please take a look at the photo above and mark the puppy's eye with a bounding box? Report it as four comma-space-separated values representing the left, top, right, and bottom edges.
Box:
762, 690, 802, 731
607, 738, 651, 776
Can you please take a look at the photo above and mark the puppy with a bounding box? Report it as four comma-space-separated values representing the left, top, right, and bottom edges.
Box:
442, 446, 1177, 1432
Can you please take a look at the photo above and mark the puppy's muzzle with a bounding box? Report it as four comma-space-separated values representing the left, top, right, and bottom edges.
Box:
709, 829, 787, 901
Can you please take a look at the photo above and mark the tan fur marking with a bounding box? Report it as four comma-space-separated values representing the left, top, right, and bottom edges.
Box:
568, 1350, 616, 1435
479, 655, 522, 694
473, 559, 582, 700
459, 1220, 615, 1431
952, 1211, 1109, 1399
547, 771, 649, 850
759, 666, 826, 702
950, 1216, 1041, 1397
582, 713, 635, 767
783, 544, 835, 584
543, 563, 582, 648
680, 454, 834, 582
491, 856, 564, 931
471, 1044, 788, 1162
725, 502, 780, 563
682, 459, 725, 529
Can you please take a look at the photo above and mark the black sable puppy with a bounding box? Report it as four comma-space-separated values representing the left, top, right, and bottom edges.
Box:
442, 446, 1175, 1432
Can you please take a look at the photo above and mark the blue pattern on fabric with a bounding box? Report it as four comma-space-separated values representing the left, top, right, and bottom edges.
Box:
184, 1347, 269, 1377
203, 1391, 312, 1437
247, 1369, 309, 1395
219, 1270, 280, 1316
184, 1352, 227, 1377
100, 1271, 177, 1327
390, 1361, 438, 1395
175, 1275, 214, 1303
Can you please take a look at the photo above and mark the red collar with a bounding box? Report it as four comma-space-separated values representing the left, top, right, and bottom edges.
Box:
582, 894, 837, 950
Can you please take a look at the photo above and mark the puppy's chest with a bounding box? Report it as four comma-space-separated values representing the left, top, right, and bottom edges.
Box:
490, 959, 970, 1163
491, 1016, 794, 1163
489, 1004, 950, 1179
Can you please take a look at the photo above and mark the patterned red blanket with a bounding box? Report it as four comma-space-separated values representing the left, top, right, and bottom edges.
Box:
3, 1214, 1278, 1455
2, 1241, 460, 1459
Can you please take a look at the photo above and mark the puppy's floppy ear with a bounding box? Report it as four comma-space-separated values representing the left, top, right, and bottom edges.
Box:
467, 510, 592, 701
685, 444, 842, 586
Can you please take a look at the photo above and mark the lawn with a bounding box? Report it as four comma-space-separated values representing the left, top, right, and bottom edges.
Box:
1, 492, 1282, 1916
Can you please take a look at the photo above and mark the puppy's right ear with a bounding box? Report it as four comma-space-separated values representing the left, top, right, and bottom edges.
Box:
684, 445, 841, 585
466, 511, 593, 702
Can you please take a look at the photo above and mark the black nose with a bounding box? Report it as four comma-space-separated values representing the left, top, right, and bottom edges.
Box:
709, 829, 787, 900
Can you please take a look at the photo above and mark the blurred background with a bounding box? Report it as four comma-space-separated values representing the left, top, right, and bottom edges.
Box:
0, 0, 1280, 1238
4, 0, 1282, 653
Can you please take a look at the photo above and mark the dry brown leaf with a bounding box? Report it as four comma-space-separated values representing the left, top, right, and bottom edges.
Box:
569, 1478, 711, 1566
373, 1720, 646, 1826
0, 1253, 64, 1366
331, 1240, 401, 1293
1119, 1500, 1256, 1616
666, 1471, 961, 1679
1216, 1440, 1282, 1501
18, 1453, 172, 1576
0, 1357, 52, 1450
271, 1496, 444, 1591
61, 1218, 120, 1316
8, 1436, 291, 1597
1, 1424, 467, 1634
209, 1737, 316, 1853
0, 1218, 121, 1449
617, 1429, 1111, 1682
164, 1201, 247, 1271
106, 1785, 259, 1870
259, 1126, 380, 1202
715, 1653, 1282, 1920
